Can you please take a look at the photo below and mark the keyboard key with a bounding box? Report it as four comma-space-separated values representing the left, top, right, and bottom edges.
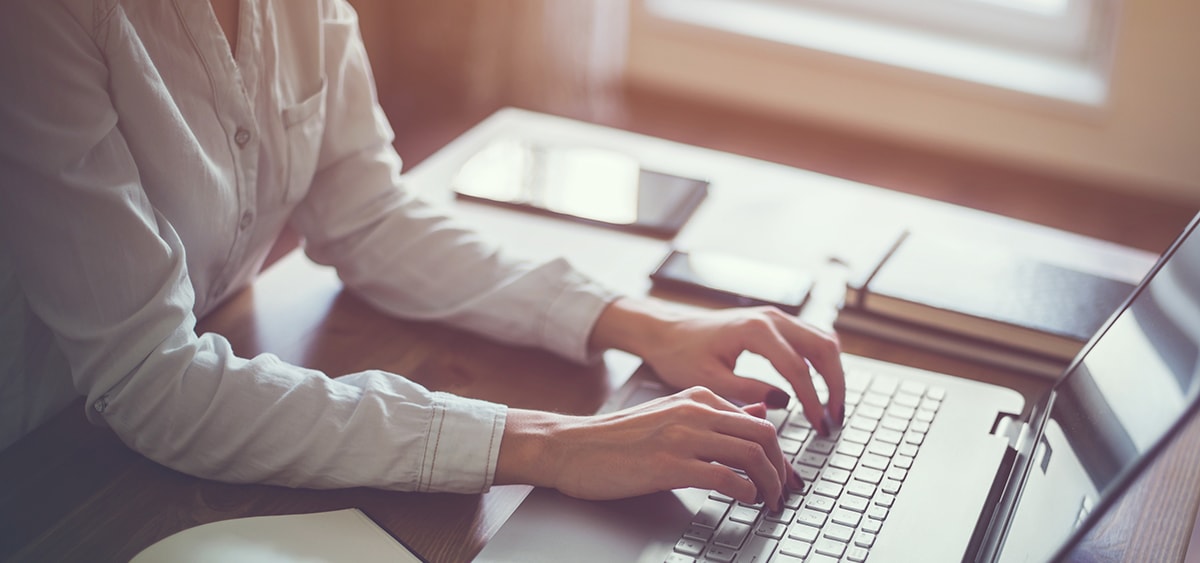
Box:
778, 437, 803, 457
904, 431, 926, 446
806, 495, 836, 513
893, 454, 914, 470
814, 538, 847, 558
827, 453, 858, 471
847, 373, 871, 392
794, 464, 820, 482
704, 546, 736, 562
772, 553, 804, 563
812, 480, 843, 499
783, 492, 804, 510
755, 520, 787, 540
839, 495, 870, 512
674, 537, 704, 556
796, 508, 828, 528
845, 391, 862, 406
683, 525, 713, 541
836, 441, 865, 458
875, 429, 904, 445
692, 499, 729, 528
853, 467, 884, 484
862, 519, 882, 534
861, 392, 890, 408
808, 439, 837, 455
927, 386, 947, 401
867, 440, 897, 458
885, 405, 916, 420
887, 467, 909, 482
797, 451, 828, 468
915, 409, 936, 423
875, 493, 896, 508
765, 508, 796, 523
831, 508, 862, 528
709, 491, 735, 503
868, 505, 890, 521
880, 416, 909, 432
893, 392, 921, 409
846, 481, 876, 498
665, 553, 696, 563
846, 546, 870, 562
910, 420, 932, 434
824, 523, 855, 543
822, 467, 851, 484
778, 538, 812, 558
854, 531, 877, 548
881, 478, 903, 495
713, 520, 752, 549
780, 426, 810, 442
788, 523, 820, 543
735, 534, 778, 563
849, 417, 877, 433
870, 377, 898, 395
920, 397, 942, 412
729, 505, 760, 524
898, 443, 919, 457
805, 554, 840, 563
854, 404, 884, 420
860, 453, 890, 471
842, 429, 872, 444
786, 411, 813, 429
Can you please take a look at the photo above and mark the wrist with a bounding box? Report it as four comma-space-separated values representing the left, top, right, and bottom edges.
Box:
588, 297, 681, 359
495, 409, 571, 488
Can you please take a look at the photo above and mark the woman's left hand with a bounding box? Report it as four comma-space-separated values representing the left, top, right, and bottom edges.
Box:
590, 297, 846, 435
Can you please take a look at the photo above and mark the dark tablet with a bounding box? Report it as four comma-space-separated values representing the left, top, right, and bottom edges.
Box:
451, 138, 708, 239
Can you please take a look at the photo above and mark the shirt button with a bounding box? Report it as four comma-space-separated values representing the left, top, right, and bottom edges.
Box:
234, 127, 251, 147
239, 210, 254, 230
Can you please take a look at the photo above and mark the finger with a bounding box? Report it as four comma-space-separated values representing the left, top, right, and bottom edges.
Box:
695, 432, 785, 511
706, 409, 789, 502
700, 368, 791, 410
738, 323, 828, 435
683, 461, 758, 506
742, 402, 767, 419
771, 312, 847, 425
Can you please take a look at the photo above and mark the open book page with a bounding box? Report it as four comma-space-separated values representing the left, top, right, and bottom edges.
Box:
130, 509, 423, 563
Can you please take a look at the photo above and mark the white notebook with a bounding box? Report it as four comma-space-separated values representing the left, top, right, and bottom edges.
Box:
130, 509, 423, 563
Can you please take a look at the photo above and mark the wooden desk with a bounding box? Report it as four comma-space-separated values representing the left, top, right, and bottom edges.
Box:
1, 109, 1192, 562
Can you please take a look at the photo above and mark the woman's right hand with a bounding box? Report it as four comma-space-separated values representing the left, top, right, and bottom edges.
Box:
494, 386, 800, 512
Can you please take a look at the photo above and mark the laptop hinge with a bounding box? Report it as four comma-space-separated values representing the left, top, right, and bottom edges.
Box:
965, 413, 1035, 563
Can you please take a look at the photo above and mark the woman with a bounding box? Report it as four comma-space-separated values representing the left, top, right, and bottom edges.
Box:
0, 0, 844, 514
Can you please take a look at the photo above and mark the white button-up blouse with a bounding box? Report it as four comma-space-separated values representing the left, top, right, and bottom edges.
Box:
0, 0, 616, 493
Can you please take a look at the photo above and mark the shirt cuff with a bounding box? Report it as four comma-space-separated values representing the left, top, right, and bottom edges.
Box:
539, 265, 620, 364
417, 391, 507, 493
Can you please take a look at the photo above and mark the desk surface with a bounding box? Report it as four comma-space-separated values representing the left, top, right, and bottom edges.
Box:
2, 109, 1196, 562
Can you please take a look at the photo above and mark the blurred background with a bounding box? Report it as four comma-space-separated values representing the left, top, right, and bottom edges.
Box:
346, 0, 1198, 254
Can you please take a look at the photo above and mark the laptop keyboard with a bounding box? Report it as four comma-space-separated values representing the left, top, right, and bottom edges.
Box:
666, 372, 945, 563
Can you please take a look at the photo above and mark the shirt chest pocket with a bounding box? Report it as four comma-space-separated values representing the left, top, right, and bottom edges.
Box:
279, 80, 327, 203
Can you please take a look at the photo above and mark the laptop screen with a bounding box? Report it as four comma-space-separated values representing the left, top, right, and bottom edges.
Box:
998, 216, 1200, 562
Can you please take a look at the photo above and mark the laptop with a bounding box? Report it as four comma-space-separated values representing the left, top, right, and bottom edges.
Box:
477, 213, 1200, 563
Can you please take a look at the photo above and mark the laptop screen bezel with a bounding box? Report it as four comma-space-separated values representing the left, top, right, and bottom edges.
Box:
994, 212, 1200, 561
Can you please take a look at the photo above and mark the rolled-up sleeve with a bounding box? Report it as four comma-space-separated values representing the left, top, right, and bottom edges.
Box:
288, 1, 618, 364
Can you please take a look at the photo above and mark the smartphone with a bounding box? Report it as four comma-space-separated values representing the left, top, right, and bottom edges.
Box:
452, 138, 709, 239
650, 249, 814, 314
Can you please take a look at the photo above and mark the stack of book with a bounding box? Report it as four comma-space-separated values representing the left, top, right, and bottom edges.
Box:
834, 231, 1137, 379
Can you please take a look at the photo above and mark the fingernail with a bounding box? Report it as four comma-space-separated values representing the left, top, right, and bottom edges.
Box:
776, 494, 785, 513
818, 414, 830, 437
788, 468, 804, 492
765, 389, 790, 410
755, 492, 763, 506
836, 404, 846, 428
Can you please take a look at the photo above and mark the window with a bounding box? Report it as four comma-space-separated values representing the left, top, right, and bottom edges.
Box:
639, 0, 1119, 106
